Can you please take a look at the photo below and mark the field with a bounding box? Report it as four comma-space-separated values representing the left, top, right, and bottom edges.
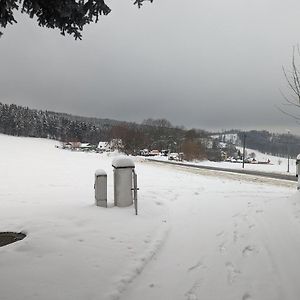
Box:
0, 134, 300, 300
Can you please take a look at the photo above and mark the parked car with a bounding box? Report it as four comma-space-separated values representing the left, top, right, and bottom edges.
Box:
161, 149, 169, 156
139, 149, 149, 156
168, 152, 179, 161
149, 150, 160, 156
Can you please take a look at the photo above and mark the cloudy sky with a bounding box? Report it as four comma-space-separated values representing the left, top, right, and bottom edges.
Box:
1, 0, 300, 133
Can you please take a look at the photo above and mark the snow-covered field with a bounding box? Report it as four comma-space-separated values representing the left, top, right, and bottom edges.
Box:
1, 134, 300, 300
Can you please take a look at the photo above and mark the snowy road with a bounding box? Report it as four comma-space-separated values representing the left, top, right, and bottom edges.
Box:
147, 158, 297, 182
147, 160, 296, 188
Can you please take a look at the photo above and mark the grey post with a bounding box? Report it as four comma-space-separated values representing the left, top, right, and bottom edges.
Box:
94, 169, 107, 207
112, 156, 135, 207
132, 169, 139, 215
297, 155, 300, 190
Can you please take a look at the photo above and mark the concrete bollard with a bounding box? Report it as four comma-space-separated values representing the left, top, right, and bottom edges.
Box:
112, 157, 135, 207
95, 169, 107, 207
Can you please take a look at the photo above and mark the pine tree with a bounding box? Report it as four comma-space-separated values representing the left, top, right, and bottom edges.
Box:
0, 0, 153, 39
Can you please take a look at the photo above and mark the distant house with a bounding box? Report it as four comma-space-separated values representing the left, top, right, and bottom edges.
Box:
62, 142, 72, 149
97, 139, 123, 152
61, 142, 96, 151
62, 141, 81, 149
80, 143, 93, 150
71, 141, 81, 149
97, 141, 111, 152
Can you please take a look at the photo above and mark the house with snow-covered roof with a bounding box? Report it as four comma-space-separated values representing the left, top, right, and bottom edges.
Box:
97, 141, 111, 152
80, 143, 93, 150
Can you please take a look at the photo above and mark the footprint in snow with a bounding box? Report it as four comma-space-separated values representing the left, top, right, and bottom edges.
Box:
219, 242, 226, 254
233, 230, 238, 243
242, 293, 252, 300
242, 245, 257, 256
188, 261, 205, 272
186, 293, 198, 300
185, 280, 202, 300
232, 213, 241, 218
226, 262, 241, 284
169, 194, 179, 202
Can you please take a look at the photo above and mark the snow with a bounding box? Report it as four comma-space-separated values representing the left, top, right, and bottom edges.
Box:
95, 169, 107, 176
211, 133, 240, 145
1, 134, 300, 300
112, 156, 135, 168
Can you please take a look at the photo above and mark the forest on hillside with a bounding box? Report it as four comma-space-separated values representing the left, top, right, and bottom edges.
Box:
0, 103, 213, 158
236, 130, 300, 158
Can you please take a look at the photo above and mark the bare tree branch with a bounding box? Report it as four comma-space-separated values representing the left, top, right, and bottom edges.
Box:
275, 104, 300, 121
279, 89, 300, 108
280, 45, 300, 120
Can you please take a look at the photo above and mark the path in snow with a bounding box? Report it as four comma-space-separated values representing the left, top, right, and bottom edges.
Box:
119, 163, 300, 300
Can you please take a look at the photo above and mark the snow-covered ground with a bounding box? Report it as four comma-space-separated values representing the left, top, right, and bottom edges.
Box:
1, 134, 300, 300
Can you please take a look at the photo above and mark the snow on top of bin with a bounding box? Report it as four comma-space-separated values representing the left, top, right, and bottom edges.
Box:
112, 156, 135, 168
95, 169, 107, 176
297, 154, 300, 160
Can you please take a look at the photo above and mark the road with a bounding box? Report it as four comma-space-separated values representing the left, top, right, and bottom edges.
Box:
147, 159, 297, 182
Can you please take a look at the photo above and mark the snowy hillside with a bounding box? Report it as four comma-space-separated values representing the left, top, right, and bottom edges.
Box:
1, 134, 300, 300
212, 133, 240, 145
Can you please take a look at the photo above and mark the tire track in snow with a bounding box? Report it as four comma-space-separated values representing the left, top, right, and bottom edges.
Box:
106, 223, 171, 300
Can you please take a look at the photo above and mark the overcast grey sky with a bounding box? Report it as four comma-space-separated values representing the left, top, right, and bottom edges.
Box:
1, 0, 300, 133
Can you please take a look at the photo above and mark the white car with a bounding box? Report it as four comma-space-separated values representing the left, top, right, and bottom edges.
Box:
168, 153, 179, 161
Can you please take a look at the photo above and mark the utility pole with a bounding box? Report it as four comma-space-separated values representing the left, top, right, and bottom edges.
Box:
242, 133, 246, 169
287, 147, 290, 173
287, 129, 290, 173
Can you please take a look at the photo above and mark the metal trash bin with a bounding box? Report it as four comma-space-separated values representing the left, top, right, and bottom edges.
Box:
112, 157, 135, 207
95, 169, 107, 207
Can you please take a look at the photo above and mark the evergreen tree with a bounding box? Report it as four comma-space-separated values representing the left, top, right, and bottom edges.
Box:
0, 0, 152, 39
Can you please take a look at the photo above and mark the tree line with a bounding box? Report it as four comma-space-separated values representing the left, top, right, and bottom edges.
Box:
237, 130, 300, 159
0, 102, 217, 160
